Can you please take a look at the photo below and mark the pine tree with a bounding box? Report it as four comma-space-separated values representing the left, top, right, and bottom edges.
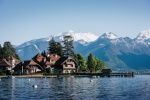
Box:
48, 37, 57, 54
55, 42, 62, 56
0, 42, 21, 60
48, 38, 63, 56
0, 44, 3, 59
62, 35, 74, 57
41, 50, 47, 57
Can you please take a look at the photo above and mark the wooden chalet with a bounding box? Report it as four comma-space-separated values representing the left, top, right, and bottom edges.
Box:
32, 53, 45, 63
47, 54, 60, 65
44, 54, 60, 72
13, 60, 43, 75
0, 56, 20, 74
32, 53, 60, 71
54, 56, 77, 73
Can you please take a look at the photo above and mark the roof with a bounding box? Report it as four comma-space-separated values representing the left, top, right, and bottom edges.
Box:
55, 57, 69, 65
0, 56, 20, 67
13, 60, 43, 71
55, 56, 77, 65
24, 60, 40, 65
47, 54, 60, 65
48, 54, 60, 60
0, 59, 11, 67
45, 61, 51, 65
32, 53, 45, 62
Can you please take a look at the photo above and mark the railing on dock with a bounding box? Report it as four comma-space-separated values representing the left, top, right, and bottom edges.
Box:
75, 72, 134, 77
109, 72, 134, 77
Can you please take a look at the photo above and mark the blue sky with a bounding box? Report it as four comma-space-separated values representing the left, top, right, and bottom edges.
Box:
0, 0, 150, 45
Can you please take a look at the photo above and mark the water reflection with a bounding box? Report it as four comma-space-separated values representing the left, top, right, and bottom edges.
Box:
0, 75, 150, 100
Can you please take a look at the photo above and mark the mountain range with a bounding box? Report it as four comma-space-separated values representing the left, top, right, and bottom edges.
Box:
16, 30, 150, 72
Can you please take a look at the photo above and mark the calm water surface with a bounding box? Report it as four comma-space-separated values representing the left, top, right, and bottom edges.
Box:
0, 75, 149, 100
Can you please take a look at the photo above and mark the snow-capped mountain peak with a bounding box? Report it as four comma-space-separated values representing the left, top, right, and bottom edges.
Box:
55, 30, 98, 44
100, 32, 119, 39
136, 30, 150, 40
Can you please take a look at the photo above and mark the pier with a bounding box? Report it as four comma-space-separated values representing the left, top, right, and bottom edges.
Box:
75, 72, 135, 77
109, 72, 134, 77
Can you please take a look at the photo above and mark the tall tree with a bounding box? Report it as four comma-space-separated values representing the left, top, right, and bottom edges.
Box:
0, 44, 3, 59
0, 42, 21, 60
62, 35, 74, 57
48, 37, 57, 54
41, 50, 47, 57
87, 53, 97, 73
48, 38, 63, 56
95, 57, 106, 72
74, 53, 87, 72
87, 53, 106, 73
55, 42, 62, 56
99, 60, 106, 71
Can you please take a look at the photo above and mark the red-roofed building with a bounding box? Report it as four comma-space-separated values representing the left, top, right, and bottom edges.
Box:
54, 56, 77, 73
0, 56, 20, 74
13, 60, 43, 74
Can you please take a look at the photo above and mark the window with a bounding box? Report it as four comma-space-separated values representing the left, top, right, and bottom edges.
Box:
50, 60, 55, 63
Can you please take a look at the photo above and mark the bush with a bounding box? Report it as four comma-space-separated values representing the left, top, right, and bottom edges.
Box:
0, 72, 6, 76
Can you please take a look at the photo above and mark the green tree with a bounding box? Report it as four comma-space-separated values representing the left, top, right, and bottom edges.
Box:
55, 42, 62, 56
0, 42, 21, 60
48, 38, 63, 56
99, 60, 106, 71
87, 53, 97, 73
87, 53, 106, 73
0, 44, 3, 59
41, 50, 47, 57
74, 53, 87, 72
95, 57, 106, 72
62, 36, 74, 57
48, 37, 57, 54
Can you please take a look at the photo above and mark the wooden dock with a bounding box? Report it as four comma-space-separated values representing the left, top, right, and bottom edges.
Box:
75, 72, 135, 77
109, 72, 134, 77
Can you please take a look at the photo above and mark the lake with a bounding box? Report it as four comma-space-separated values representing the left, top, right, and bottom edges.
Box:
0, 75, 149, 100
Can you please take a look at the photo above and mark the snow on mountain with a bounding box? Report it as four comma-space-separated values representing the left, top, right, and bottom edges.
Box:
100, 32, 119, 39
16, 30, 98, 49
33, 44, 41, 53
54, 30, 98, 44
15, 30, 150, 71
135, 30, 150, 41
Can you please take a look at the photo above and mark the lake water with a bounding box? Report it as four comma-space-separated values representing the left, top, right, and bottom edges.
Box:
0, 75, 149, 100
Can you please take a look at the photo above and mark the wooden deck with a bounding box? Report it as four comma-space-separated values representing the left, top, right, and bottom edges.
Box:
109, 72, 134, 77
75, 72, 135, 77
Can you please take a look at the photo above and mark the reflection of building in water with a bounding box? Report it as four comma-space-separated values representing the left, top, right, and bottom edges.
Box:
3, 78, 16, 99
11, 78, 15, 99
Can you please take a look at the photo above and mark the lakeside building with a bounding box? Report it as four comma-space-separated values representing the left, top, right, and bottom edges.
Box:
13, 53, 77, 75
13, 60, 43, 75
54, 56, 77, 73
0, 56, 20, 74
